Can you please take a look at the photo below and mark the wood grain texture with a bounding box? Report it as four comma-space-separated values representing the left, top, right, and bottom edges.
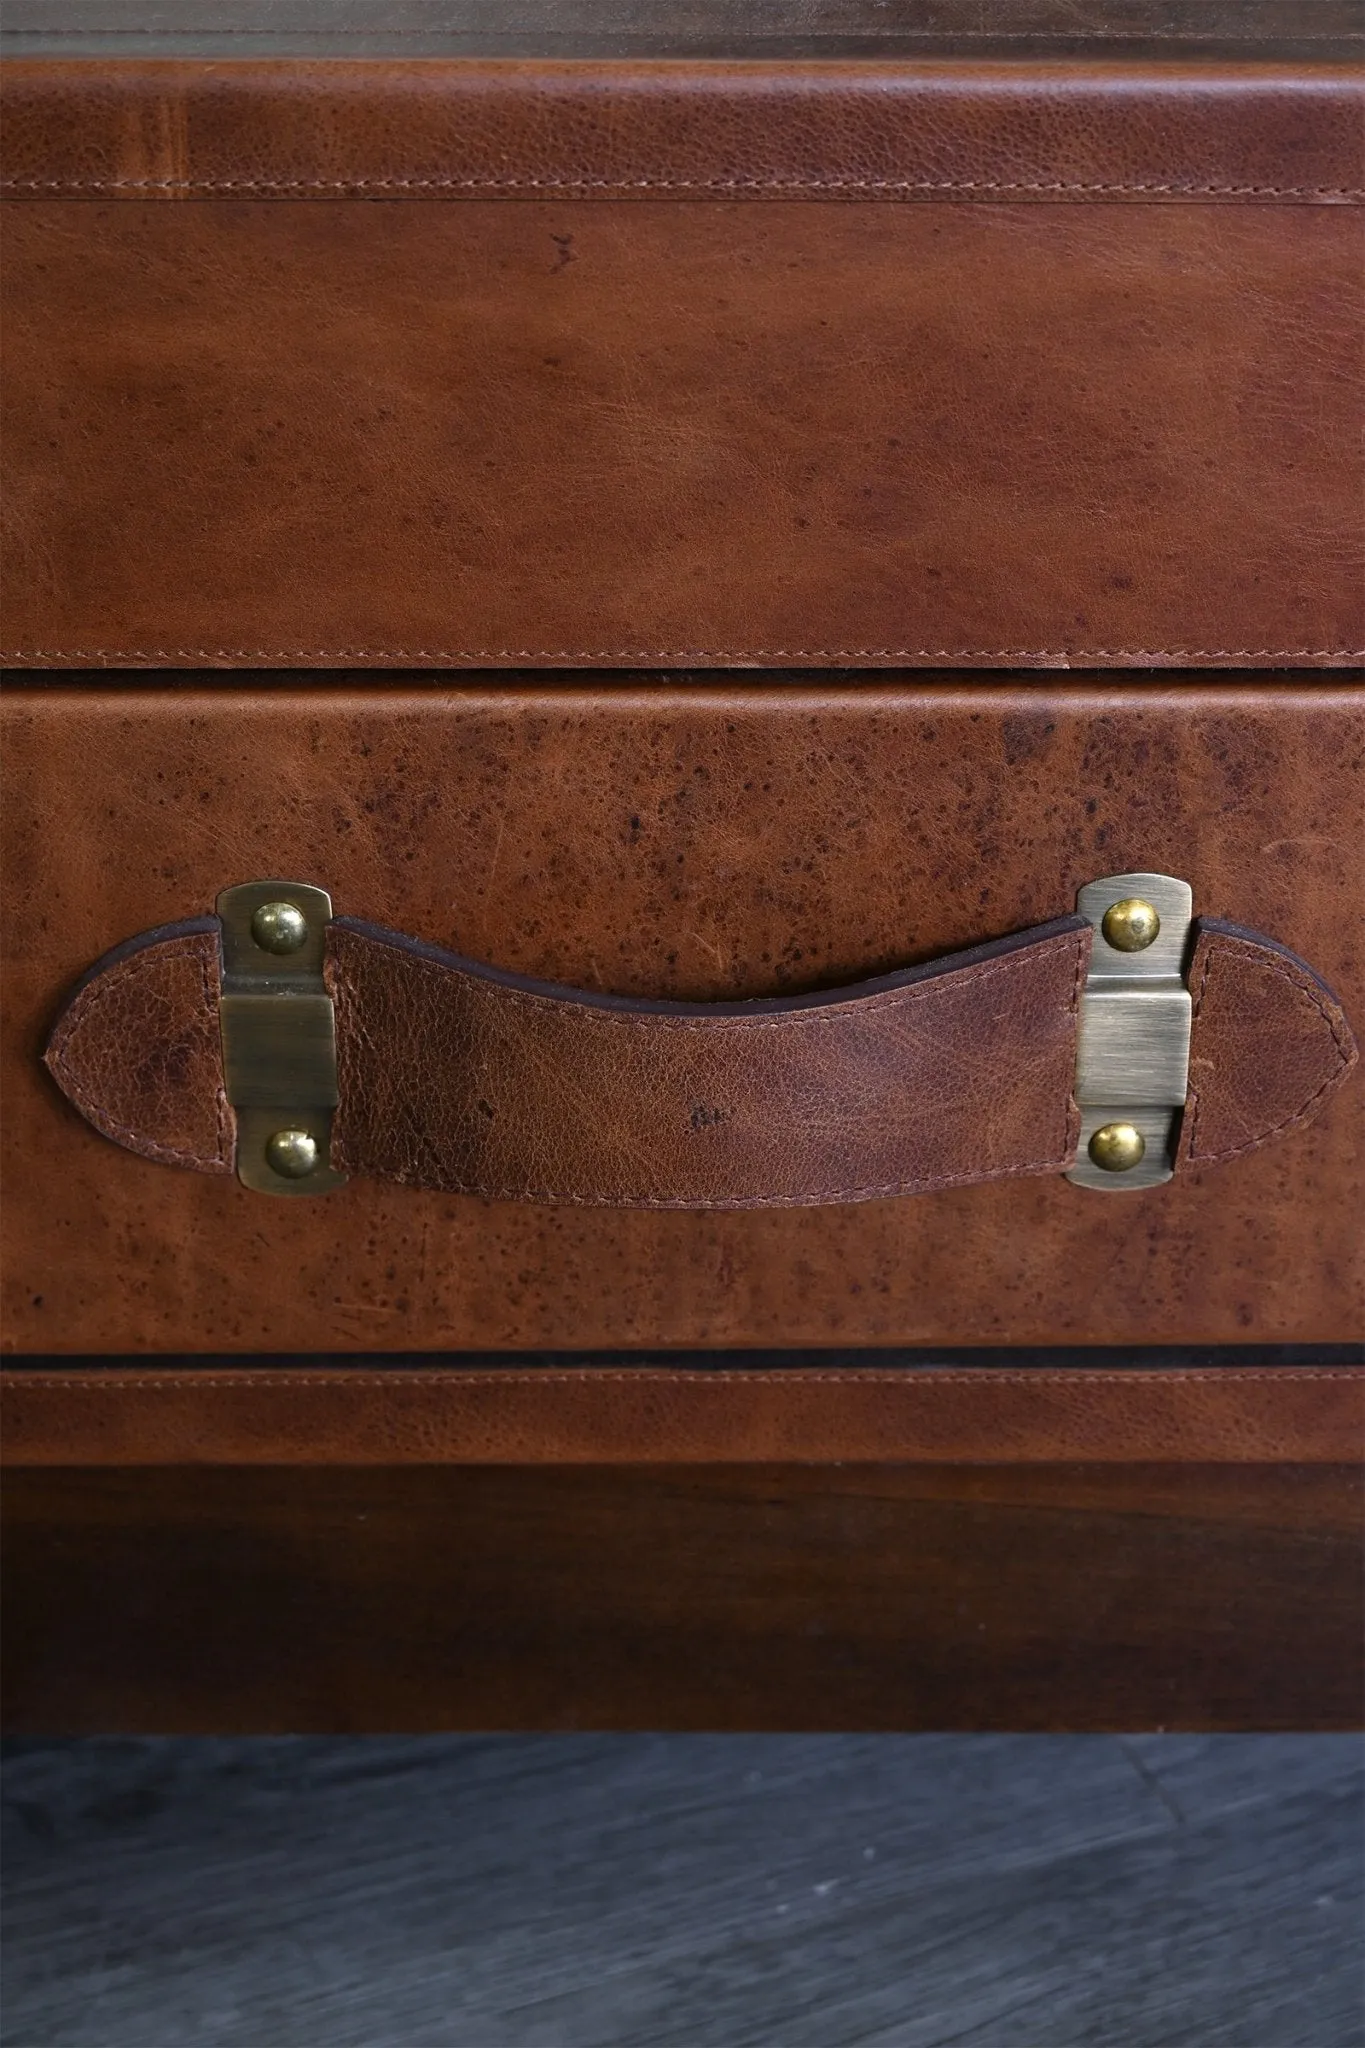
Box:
1, 1733, 1361, 2047
4, 1463, 1361, 1732
5, 0, 1362, 57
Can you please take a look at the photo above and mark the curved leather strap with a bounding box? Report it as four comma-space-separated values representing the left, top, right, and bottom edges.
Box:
325, 915, 1088, 1205
43, 907, 1356, 1205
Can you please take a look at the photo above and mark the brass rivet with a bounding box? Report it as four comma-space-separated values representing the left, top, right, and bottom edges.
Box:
250, 900, 309, 954
1088, 1122, 1147, 1173
265, 1128, 319, 1179
1101, 897, 1161, 953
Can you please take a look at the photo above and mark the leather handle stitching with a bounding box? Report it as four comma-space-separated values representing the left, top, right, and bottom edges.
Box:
1185, 935, 1356, 1164
47, 934, 231, 1173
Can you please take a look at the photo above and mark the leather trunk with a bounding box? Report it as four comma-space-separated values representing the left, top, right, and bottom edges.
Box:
2, 4, 1362, 1489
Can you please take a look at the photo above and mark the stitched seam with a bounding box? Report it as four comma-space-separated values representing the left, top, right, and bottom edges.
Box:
1187, 937, 1356, 1164
5, 647, 1363, 664
3, 175, 1361, 198
7, 1371, 1359, 1390
49, 936, 227, 1172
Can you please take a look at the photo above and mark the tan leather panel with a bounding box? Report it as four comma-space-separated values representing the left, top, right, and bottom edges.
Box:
2, 199, 1360, 669
3, 1365, 1360, 1466
2, 682, 1361, 1351
3, 59, 1360, 202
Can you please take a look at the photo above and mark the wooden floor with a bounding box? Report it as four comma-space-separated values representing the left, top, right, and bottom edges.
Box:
2, 1735, 1360, 2047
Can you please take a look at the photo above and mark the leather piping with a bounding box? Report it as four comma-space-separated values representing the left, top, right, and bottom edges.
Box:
5, 648, 1363, 666
6, 179, 1359, 198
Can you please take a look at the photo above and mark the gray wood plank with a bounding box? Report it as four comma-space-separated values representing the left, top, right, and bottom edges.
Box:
2, 1736, 1361, 2048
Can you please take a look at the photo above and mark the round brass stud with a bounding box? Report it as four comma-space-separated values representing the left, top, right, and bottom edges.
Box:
250, 900, 309, 955
1101, 897, 1161, 953
265, 1128, 319, 1180
1088, 1121, 1147, 1173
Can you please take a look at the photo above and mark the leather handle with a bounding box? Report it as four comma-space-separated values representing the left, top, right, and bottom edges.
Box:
42, 903, 1356, 1206
324, 913, 1089, 1206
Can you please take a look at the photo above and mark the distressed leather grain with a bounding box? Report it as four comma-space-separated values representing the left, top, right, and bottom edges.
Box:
46, 914, 1092, 1203
6, 684, 1362, 1352
40, 899, 1356, 1202
2, 59, 1360, 202
1178, 920, 1360, 1168
326, 918, 1089, 1203
42, 920, 235, 1175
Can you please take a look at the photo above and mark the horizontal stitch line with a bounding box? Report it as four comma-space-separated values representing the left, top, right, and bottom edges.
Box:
2, 176, 1359, 197
9, 1371, 1359, 1389
4, 647, 1362, 664
8, 17, 1353, 26
9, 18, 1354, 27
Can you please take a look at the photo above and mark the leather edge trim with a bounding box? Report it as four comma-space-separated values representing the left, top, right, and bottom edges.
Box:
327, 910, 1089, 1020
41, 916, 235, 1173
2, 59, 1362, 202
4, 648, 1365, 670
1179, 916, 1359, 1168
3, 1366, 1360, 1465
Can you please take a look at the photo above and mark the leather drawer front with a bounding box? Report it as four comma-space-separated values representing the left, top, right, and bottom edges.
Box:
1, 679, 1361, 1354
1, 196, 1360, 671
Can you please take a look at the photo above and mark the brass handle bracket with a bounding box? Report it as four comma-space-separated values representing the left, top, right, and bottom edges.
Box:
217, 880, 347, 1196
1066, 871, 1194, 1192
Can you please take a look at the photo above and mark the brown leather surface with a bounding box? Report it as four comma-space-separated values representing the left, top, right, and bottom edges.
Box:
3, 682, 1362, 1351
3, 1365, 1360, 1466
325, 915, 1088, 1203
3, 59, 1361, 202
41, 901, 1356, 1200
1179, 919, 1360, 1169
42, 918, 235, 1176
2, 198, 1360, 670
